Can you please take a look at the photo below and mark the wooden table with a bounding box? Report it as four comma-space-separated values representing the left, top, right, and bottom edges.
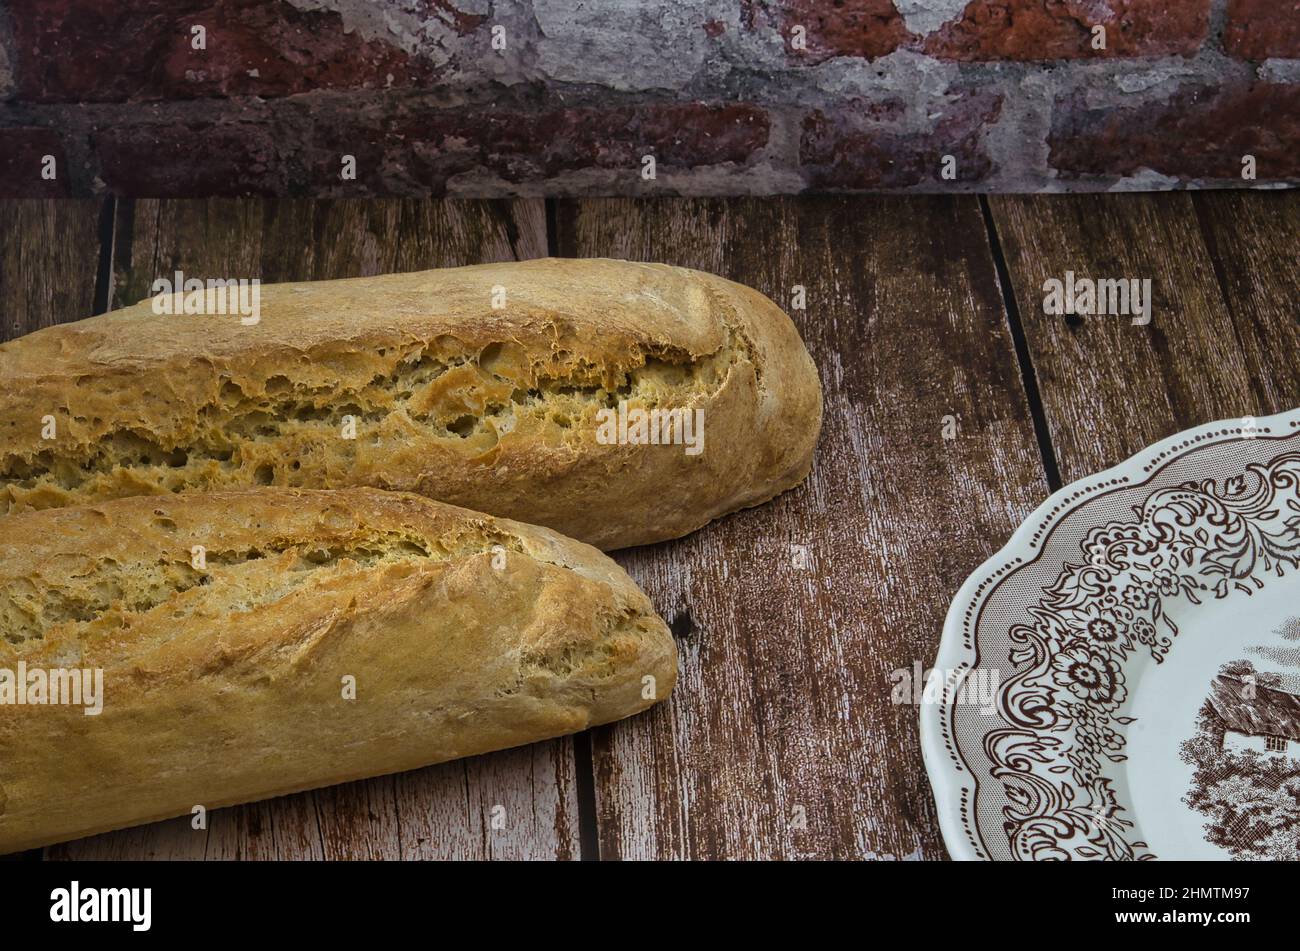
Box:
2, 193, 1297, 860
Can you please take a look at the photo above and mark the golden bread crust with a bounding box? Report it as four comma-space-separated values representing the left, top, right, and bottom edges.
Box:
0, 258, 822, 549
0, 487, 676, 852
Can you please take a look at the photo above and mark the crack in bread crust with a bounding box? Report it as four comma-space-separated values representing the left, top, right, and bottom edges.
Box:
0, 528, 525, 645
2, 333, 740, 507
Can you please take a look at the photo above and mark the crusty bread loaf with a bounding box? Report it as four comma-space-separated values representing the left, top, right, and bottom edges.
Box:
0, 487, 676, 853
0, 258, 822, 550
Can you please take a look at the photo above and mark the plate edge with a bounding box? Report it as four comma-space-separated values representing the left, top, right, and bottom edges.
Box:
919, 405, 1300, 861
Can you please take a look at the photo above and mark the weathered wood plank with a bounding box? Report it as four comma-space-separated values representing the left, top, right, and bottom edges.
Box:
561, 196, 1049, 859
987, 193, 1273, 484
0, 200, 104, 343
1191, 191, 1300, 415
23, 193, 1292, 862
46, 197, 581, 861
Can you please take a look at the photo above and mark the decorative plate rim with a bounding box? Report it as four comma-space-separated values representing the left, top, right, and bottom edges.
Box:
920, 405, 1300, 861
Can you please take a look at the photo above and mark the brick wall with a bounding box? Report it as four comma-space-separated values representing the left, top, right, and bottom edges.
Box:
0, 0, 1296, 196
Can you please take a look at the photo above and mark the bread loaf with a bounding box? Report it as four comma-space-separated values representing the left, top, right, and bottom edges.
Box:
0, 487, 676, 853
0, 258, 822, 550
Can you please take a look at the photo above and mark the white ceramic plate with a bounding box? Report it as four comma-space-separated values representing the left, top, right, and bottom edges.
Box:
922, 408, 1300, 860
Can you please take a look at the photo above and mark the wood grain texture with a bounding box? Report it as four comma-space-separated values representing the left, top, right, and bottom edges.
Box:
12, 192, 1294, 862
987, 193, 1278, 485
560, 196, 1049, 859
1191, 191, 1300, 416
45, 197, 582, 862
0, 200, 104, 342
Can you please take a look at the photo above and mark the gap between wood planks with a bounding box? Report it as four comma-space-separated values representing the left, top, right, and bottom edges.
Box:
91, 197, 118, 317
544, 196, 602, 862
977, 196, 1063, 494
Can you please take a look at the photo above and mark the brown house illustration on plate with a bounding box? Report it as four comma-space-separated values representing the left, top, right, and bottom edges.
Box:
1207, 673, 1300, 757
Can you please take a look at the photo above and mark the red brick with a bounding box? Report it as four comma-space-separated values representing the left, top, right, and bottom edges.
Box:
10, 0, 476, 102
1049, 82, 1300, 181
383, 102, 772, 191
924, 0, 1210, 60
755, 0, 912, 63
90, 101, 771, 197
0, 127, 69, 197
800, 90, 1002, 188
1224, 0, 1300, 60
95, 120, 289, 195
